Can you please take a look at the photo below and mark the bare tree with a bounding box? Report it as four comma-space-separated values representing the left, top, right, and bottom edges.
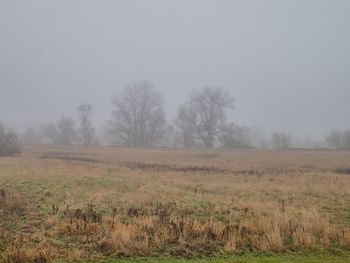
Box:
110, 81, 166, 147
174, 104, 196, 147
219, 122, 252, 149
325, 130, 350, 150
188, 87, 234, 148
44, 116, 77, 145
270, 132, 291, 149
77, 103, 95, 146
0, 123, 20, 156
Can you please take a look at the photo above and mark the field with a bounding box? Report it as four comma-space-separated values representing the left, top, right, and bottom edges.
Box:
0, 146, 350, 262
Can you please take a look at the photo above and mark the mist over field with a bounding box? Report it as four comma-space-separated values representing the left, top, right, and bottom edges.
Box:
1, 0, 350, 144
2, 2, 350, 262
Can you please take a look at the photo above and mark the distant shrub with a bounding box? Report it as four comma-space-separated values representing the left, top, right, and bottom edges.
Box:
334, 167, 350, 175
270, 132, 292, 149
219, 122, 252, 149
0, 123, 20, 156
325, 130, 350, 150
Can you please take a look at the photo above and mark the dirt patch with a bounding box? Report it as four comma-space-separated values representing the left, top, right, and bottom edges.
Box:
195, 153, 220, 159
40, 152, 101, 163
334, 167, 350, 175
119, 161, 228, 174
119, 162, 309, 177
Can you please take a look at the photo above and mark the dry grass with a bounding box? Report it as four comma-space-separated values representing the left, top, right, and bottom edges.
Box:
1, 145, 350, 262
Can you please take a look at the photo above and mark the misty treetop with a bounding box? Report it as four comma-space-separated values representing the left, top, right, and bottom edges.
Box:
175, 87, 234, 148
110, 81, 166, 147
77, 103, 96, 146
108, 83, 241, 148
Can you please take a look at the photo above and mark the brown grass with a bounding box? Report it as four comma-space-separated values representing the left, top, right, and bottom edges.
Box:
0, 145, 350, 262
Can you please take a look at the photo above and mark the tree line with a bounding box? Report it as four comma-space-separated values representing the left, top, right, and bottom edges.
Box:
21, 82, 243, 149
1, 81, 350, 155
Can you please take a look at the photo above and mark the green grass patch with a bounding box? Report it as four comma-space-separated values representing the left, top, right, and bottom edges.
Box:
96, 252, 350, 263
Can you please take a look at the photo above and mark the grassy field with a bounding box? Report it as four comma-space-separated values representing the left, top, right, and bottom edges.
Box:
99, 253, 350, 263
0, 146, 350, 262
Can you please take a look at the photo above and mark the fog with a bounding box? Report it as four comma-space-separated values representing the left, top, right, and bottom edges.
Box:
1, 0, 349, 141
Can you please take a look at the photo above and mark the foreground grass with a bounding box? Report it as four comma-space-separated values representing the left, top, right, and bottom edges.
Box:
1, 146, 350, 262
88, 252, 350, 263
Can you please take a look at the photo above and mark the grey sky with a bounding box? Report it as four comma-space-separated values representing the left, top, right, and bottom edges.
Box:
0, 0, 349, 138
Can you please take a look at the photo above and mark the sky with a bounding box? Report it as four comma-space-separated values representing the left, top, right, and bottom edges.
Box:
0, 0, 349, 138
